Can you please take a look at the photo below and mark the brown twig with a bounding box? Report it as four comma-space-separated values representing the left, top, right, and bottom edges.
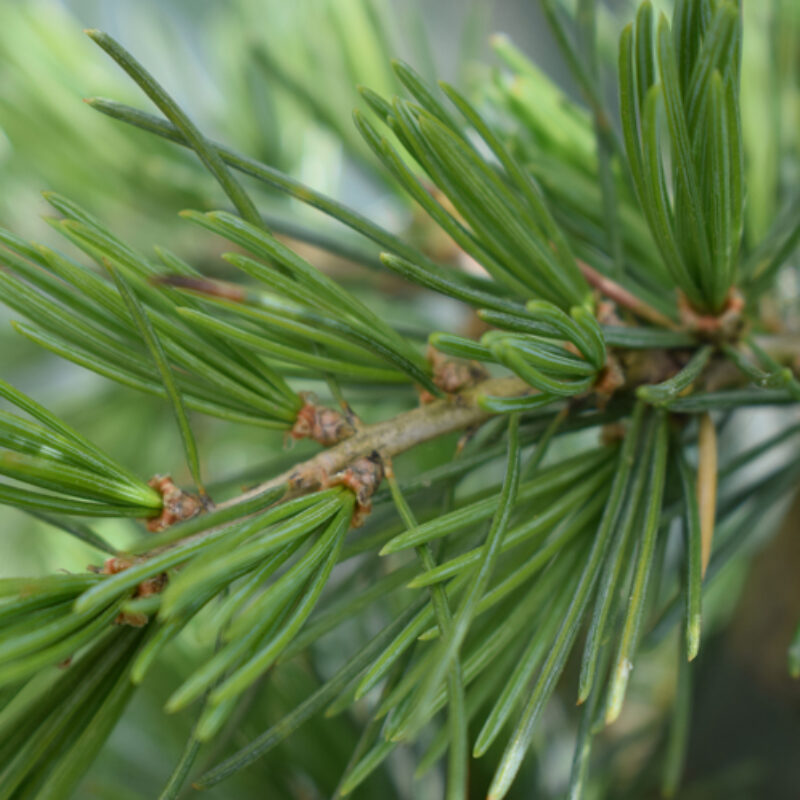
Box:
219, 375, 530, 509
577, 259, 680, 330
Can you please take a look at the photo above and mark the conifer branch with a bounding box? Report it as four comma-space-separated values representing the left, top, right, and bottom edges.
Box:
1, 2, 798, 797
220, 375, 530, 508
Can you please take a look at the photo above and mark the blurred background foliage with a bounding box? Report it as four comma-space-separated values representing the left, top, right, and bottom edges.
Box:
0, 0, 798, 797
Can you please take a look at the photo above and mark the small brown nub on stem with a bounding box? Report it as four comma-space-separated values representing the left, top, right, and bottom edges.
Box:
327, 451, 385, 527
137, 573, 168, 597
114, 610, 150, 628
419, 346, 489, 404
98, 556, 137, 575
146, 475, 203, 533
594, 353, 625, 399
290, 395, 356, 446
92, 556, 167, 627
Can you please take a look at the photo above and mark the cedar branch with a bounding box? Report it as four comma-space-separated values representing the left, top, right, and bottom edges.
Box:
219, 375, 529, 508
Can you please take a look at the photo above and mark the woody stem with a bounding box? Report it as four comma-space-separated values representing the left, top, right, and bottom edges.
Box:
218, 375, 529, 508
577, 260, 680, 330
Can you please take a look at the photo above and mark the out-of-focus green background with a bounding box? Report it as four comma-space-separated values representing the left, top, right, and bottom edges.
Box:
1, 1, 799, 797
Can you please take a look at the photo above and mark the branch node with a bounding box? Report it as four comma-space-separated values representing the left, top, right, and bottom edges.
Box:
419, 346, 488, 404
327, 451, 385, 527
594, 353, 626, 399
678, 288, 745, 341
146, 475, 203, 533
290, 394, 356, 446
90, 556, 165, 627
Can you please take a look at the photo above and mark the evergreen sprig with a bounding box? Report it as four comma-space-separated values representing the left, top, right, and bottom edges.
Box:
0, 1, 798, 798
